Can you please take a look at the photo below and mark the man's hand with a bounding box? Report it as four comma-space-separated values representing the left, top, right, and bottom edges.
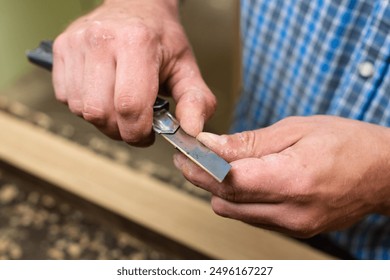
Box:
52, 0, 216, 146
173, 116, 390, 238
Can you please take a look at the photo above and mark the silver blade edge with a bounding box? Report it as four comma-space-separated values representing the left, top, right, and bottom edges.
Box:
160, 128, 231, 183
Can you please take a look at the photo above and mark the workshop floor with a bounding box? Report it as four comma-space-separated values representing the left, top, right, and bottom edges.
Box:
0, 69, 212, 260
0, 166, 166, 260
0, 163, 210, 260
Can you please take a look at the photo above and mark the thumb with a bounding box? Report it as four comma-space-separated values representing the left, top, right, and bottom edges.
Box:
168, 53, 217, 137
197, 131, 262, 162
197, 120, 307, 161
175, 88, 216, 137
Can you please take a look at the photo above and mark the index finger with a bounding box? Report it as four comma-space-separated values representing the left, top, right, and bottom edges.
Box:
174, 151, 300, 203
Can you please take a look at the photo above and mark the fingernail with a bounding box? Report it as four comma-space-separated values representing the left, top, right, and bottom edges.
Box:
197, 132, 225, 147
181, 118, 203, 137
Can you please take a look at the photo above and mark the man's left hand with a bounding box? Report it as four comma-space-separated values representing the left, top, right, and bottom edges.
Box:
173, 116, 390, 238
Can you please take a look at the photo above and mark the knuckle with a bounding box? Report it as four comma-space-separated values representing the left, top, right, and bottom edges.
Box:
114, 94, 143, 118
236, 130, 258, 155
84, 22, 115, 49
68, 30, 84, 47
53, 35, 67, 56
52, 81, 67, 104
209, 93, 217, 110
67, 100, 83, 116
95, 118, 122, 140
119, 126, 140, 143
82, 104, 108, 126
215, 186, 236, 202
294, 175, 316, 202
277, 116, 305, 128
118, 119, 152, 145
286, 213, 320, 238
281, 170, 315, 202
182, 168, 199, 185
120, 129, 149, 145
205, 92, 217, 118
181, 164, 212, 189
118, 20, 156, 46
211, 197, 230, 218
121, 134, 141, 144
54, 92, 67, 103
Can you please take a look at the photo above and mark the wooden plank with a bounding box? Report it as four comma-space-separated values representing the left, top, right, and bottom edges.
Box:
0, 111, 332, 259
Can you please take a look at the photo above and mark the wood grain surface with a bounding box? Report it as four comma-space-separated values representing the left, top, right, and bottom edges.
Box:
0, 111, 332, 259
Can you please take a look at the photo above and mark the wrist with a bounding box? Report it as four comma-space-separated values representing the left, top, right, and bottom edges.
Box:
104, 0, 179, 9
101, 0, 180, 21
372, 125, 390, 216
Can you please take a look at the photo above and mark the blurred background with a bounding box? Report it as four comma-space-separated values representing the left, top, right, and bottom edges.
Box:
0, 0, 98, 89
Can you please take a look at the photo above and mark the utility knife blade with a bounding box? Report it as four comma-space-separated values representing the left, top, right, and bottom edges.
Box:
27, 40, 231, 182
152, 100, 231, 182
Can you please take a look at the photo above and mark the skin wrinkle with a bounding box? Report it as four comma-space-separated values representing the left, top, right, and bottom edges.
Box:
52, 42, 68, 97
67, 100, 84, 116
259, 155, 296, 202
159, 34, 189, 80
218, 180, 236, 203
84, 26, 116, 50
85, 20, 120, 43
217, 134, 239, 160
175, 90, 210, 135
113, 31, 159, 118
224, 159, 278, 203
166, 51, 215, 122
82, 105, 108, 126
115, 88, 144, 116
83, 67, 107, 95
238, 131, 257, 157
180, 89, 211, 122
176, 115, 390, 237
119, 21, 157, 48
52, 0, 216, 147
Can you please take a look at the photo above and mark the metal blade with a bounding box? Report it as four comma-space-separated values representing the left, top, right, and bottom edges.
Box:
161, 128, 231, 183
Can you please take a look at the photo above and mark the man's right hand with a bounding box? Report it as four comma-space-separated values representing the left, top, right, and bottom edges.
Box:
52, 0, 216, 146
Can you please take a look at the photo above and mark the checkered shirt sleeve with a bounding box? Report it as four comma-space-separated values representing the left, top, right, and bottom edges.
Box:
234, 0, 390, 259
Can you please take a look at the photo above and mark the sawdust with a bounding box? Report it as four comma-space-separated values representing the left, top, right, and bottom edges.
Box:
0, 184, 18, 204
0, 172, 177, 260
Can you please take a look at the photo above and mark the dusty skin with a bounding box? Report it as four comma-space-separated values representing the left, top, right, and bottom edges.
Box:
52, 0, 216, 146
174, 116, 390, 238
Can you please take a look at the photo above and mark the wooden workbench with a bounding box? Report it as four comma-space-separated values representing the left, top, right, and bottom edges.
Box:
0, 110, 332, 260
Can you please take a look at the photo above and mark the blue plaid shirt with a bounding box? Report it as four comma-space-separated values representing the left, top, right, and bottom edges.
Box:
233, 0, 390, 259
